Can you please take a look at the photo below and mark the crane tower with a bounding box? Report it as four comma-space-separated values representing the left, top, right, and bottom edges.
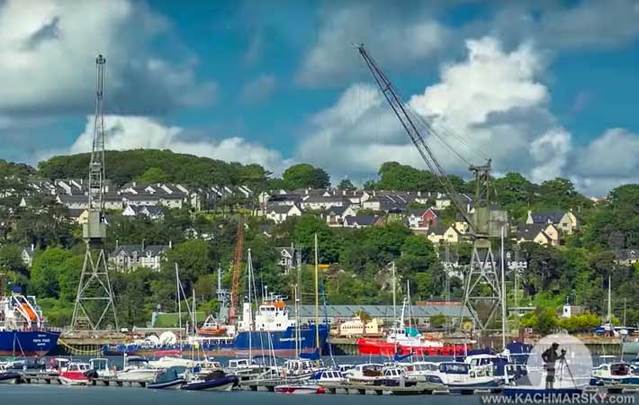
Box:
70, 55, 118, 331
356, 45, 507, 332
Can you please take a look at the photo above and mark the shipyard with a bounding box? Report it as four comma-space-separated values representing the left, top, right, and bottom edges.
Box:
1, 1, 639, 405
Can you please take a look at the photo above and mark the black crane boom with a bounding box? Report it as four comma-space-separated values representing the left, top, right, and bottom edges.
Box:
356, 44, 475, 231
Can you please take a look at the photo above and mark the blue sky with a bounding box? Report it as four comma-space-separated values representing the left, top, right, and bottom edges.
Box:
0, 0, 638, 195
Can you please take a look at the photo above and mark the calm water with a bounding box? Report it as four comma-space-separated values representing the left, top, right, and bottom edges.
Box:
0, 384, 482, 405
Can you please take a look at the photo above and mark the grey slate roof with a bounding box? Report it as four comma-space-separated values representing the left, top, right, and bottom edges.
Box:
344, 215, 378, 226
297, 304, 470, 318
112, 244, 170, 257
530, 211, 565, 224
517, 223, 547, 240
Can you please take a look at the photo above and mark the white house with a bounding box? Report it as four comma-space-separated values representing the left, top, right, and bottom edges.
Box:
110, 243, 171, 271
265, 204, 303, 224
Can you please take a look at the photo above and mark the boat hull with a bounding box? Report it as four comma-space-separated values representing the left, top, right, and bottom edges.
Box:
181, 376, 239, 391
0, 372, 20, 384
275, 384, 326, 394
0, 330, 60, 356
59, 371, 89, 386
356, 338, 466, 356
147, 378, 185, 390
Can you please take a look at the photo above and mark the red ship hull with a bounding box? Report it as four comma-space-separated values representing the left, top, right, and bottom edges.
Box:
356, 338, 468, 356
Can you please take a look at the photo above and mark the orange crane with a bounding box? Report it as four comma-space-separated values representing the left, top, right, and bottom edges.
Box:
228, 219, 244, 324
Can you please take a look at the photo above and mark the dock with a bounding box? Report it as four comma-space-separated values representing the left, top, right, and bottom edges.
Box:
8, 372, 639, 396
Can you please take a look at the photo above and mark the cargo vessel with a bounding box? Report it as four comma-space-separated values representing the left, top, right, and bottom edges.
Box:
0, 291, 60, 356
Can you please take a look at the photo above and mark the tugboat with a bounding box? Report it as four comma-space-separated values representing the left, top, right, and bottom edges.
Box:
0, 287, 60, 356
357, 297, 465, 356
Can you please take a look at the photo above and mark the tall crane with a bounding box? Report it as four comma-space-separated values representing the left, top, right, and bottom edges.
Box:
356, 45, 507, 332
228, 220, 245, 324
71, 55, 118, 331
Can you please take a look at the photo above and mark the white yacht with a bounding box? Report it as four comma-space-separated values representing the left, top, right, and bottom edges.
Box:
117, 356, 160, 383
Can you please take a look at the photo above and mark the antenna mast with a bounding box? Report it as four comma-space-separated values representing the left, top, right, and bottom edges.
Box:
71, 54, 118, 331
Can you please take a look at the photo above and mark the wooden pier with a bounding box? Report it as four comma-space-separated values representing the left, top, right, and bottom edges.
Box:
9, 372, 639, 396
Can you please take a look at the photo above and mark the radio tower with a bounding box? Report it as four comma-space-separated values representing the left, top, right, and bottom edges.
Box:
71, 54, 118, 331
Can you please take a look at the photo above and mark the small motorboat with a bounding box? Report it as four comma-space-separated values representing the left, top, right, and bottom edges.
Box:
591, 362, 639, 386
181, 369, 239, 391
89, 358, 117, 378
147, 367, 185, 390
309, 369, 347, 384
0, 366, 20, 384
117, 356, 160, 383
59, 361, 91, 386
275, 383, 326, 394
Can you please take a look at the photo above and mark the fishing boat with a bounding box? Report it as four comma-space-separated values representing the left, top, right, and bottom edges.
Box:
0, 289, 60, 356
59, 361, 91, 386
591, 362, 639, 386
198, 315, 228, 337
357, 296, 465, 356
181, 369, 239, 391
147, 367, 185, 390
274, 383, 326, 394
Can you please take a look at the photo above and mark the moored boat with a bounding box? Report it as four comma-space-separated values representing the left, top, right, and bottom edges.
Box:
0, 290, 60, 356
147, 367, 185, 390
181, 369, 239, 391
274, 383, 326, 394
59, 361, 91, 386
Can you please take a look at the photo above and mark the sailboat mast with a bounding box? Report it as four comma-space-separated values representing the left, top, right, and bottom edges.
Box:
314, 233, 320, 350
248, 248, 253, 361
501, 225, 507, 351
295, 247, 301, 358
176, 263, 182, 341
391, 261, 397, 321
607, 273, 612, 323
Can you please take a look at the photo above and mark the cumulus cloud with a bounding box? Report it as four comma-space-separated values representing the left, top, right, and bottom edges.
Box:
297, 2, 448, 86
570, 128, 639, 195
0, 0, 215, 115
298, 36, 572, 183
69, 115, 287, 172
298, 1, 639, 87
239, 74, 277, 104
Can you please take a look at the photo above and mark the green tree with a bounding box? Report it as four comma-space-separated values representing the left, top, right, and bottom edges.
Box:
337, 179, 356, 191
135, 167, 169, 184
282, 163, 330, 190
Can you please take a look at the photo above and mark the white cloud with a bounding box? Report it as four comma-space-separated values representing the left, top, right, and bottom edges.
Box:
69, 115, 287, 172
239, 74, 277, 104
0, 0, 215, 114
299, 36, 571, 184
569, 128, 639, 196
297, 3, 448, 86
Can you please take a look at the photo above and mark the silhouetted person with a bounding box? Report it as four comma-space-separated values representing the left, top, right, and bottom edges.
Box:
541, 342, 566, 389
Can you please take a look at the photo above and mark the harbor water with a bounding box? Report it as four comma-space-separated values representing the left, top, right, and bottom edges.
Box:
1, 384, 484, 405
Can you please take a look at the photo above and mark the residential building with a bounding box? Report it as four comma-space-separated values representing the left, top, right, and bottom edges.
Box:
276, 246, 295, 273
122, 204, 165, 220
406, 208, 438, 230
526, 210, 578, 234
21, 245, 35, 268
110, 243, 171, 271
265, 204, 303, 224
516, 223, 560, 246
615, 249, 639, 266
343, 215, 380, 228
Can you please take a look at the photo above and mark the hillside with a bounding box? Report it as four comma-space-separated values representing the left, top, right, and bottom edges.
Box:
37, 149, 271, 188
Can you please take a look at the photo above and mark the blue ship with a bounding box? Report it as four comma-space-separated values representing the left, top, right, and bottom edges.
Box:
0, 330, 61, 356
0, 292, 60, 356
103, 295, 329, 356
